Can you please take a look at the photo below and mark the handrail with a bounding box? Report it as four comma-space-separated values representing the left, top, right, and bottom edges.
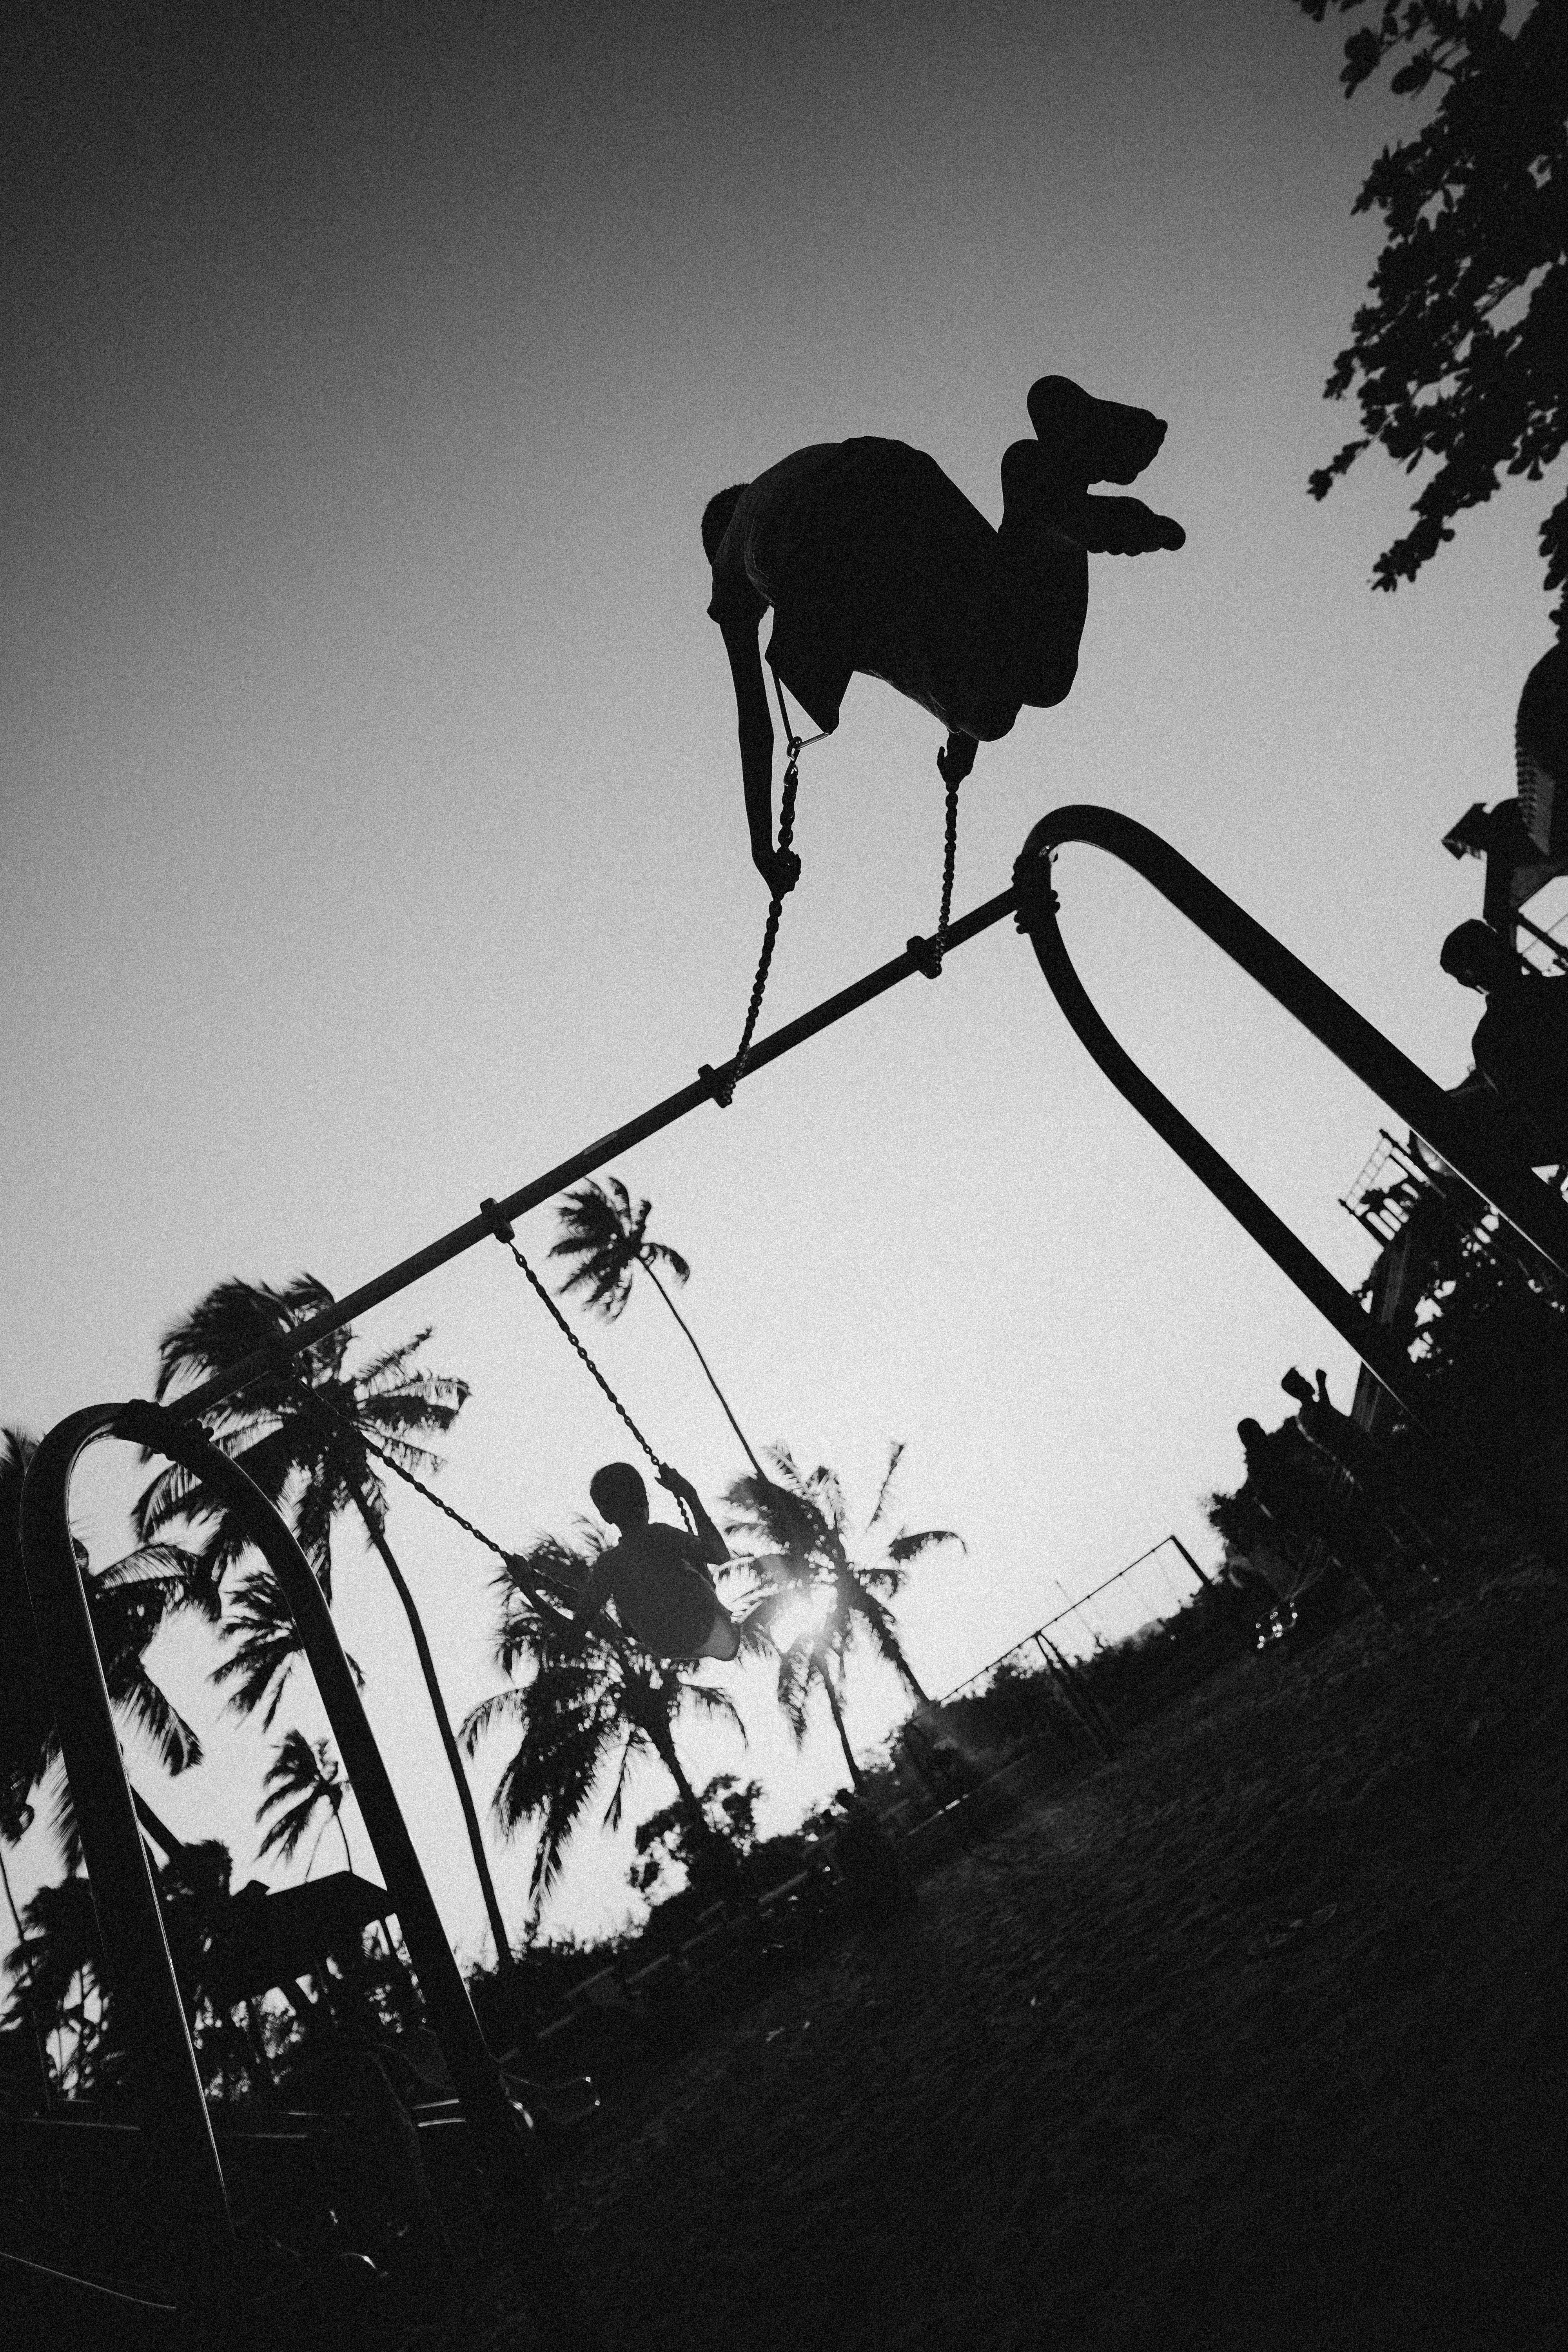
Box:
19, 1402, 582, 2339
160, 888, 1018, 1425
1013, 805, 1568, 1426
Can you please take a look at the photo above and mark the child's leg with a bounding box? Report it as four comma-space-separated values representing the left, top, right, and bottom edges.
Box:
766, 604, 851, 737
697, 1605, 742, 1662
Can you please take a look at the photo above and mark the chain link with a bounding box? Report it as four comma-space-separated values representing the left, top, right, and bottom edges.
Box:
708, 670, 828, 1110
711, 760, 800, 1107
363, 1427, 515, 1563
284, 1377, 518, 1564
932, 771, 960, 974
497, 1231, 666, 1471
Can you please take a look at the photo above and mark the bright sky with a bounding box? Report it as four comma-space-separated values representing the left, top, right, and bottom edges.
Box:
4, 0, 1559, 1957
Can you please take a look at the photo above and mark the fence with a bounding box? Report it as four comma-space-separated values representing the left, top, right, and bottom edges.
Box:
930, 1534, 1213, 1710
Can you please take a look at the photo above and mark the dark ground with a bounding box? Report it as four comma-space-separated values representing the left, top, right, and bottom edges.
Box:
528, 1547, 1568, 2352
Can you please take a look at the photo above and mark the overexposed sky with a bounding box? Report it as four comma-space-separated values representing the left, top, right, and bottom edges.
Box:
4, 0, 1558, 1953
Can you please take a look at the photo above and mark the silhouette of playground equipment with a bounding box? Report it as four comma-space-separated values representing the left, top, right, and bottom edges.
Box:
13, 805, 1568, 2348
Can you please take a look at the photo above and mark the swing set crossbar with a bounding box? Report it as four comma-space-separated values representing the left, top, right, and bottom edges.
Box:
165, 887, 1019, 1425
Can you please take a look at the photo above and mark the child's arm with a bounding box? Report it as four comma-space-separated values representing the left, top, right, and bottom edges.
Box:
719, 613, 799, 896
658, 1466, 730, 1567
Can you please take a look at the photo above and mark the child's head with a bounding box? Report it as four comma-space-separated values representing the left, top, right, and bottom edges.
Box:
589, 1461, 649, 1530
1440, 918, 1513, 996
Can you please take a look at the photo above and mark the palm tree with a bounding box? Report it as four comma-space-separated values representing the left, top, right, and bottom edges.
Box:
208, 1561, 367, 1731
3, 1874, 107, 2096
2, 1426, 206, 1862
725, 1443, 962, 1791
461, 1528, 744, 1923
550, 1177, 765, 1476
0, 1838, 52, 2102
257, 1730, 356, 1877
135, 1275, 518, 1973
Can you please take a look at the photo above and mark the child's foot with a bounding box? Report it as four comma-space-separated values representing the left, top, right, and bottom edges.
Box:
1077, 494, 1185, 555
1025, 376, 1168, 485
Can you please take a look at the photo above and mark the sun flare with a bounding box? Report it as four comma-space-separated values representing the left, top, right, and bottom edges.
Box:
768, 1588, 833, 1652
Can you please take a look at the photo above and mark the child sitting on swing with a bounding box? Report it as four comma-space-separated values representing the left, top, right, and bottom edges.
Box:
704, 373, 1185, 893
568, 1461, 742, 1662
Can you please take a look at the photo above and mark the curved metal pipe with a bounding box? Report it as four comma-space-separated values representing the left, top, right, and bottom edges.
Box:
18, 1405, 234, 2325
20, 1402, 580, 2337
1014, 806, 1568, 1422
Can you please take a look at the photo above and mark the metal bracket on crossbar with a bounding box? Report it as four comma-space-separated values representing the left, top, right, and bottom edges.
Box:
1013, 804, 1568, 1429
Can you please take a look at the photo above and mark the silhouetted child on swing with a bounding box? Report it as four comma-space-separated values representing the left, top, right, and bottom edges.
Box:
704, 374, 1185, 892
569, 1462, 742, 1662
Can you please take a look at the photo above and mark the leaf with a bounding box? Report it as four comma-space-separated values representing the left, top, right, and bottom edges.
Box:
1389, 48, 1435, 91
887, 1526, 964, 1564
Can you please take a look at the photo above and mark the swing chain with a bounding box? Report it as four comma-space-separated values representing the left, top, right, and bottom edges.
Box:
283, 1374, 520, 1571
479, 1198, 671, 1479
309, 1387, 615, 1641
909, 772, 962, 980
937, 769, 960, 962
706, 760, 800, 1109
191, 1319, 617, 1637
705, 671, 828, 1111
354, 1413, 514, 1564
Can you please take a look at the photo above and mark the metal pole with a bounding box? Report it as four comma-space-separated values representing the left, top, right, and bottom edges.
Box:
1165, 1533, 1214, 1588
162, 887, 1018, 1426
1016, 806, 1568, 1280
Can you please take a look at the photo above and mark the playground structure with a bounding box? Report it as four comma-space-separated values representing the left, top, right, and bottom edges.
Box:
13, 804, 1568, 2346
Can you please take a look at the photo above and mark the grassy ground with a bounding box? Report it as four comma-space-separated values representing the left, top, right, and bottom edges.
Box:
535, 1547, 1568, 2351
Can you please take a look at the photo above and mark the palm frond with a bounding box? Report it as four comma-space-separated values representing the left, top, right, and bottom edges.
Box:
644, 1241, 690, 1285
47, 1767, 84, 1877
806, 1462, 848, 1535
488, 1688, 621, 1907
134, 1456, 216, 1541
459, 1684, 528, 1757
731, 1582, 796, 1640
103, 1660, 203, 1775
256, 1786, 322, 1865
773, 1645, 813, 1745
257, 1731, 344, 1865
151, 1275, 337, 1411
886, 1526, 964, 1565
866, 1441, 907, 1530
348, 1329, 436, 1392
290, 1473, 343, 1597
601, 1726, 645, 1835
91, 1541, 207, 1594
682, 1682, 746, 1741
548, 1180, 642, 1319
722, 1470, 826, 1563
841, 1578, 925, 1694
210, 1566, 307, 1729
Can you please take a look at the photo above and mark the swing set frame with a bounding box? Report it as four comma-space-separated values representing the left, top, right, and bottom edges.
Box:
15, 802, 1566, 2345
